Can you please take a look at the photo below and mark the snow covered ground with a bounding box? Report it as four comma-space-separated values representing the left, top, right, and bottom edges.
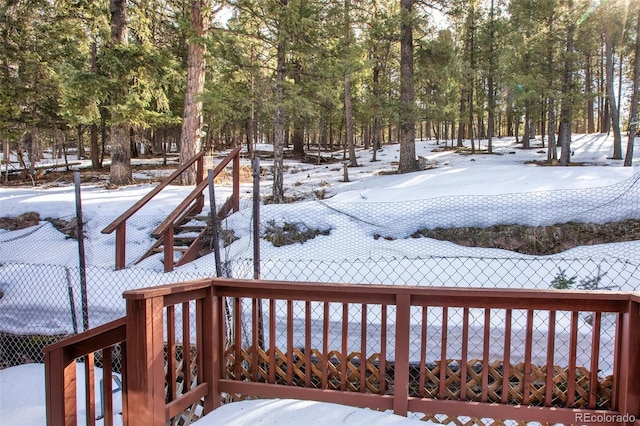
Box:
1, 134, 639, 424
1, 133, 639, 337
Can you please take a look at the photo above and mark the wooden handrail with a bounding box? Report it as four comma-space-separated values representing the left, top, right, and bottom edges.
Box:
209, 278, 635, 311
102, 152, 206, 235
123, 278, 212, 300
152, 147, 241, 238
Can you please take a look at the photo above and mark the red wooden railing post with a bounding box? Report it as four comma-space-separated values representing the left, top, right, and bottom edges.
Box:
124, 294, 166, 426
617, 298, 640, 424
393, 292, 411, 417
45, 349, 77, 425
115, 223, 126, 270
202, 283, 221, 413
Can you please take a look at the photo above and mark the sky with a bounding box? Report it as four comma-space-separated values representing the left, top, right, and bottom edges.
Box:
0, 133, 639, 425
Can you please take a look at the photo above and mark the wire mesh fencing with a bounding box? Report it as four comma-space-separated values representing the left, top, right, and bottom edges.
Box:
1, 169, 639, 418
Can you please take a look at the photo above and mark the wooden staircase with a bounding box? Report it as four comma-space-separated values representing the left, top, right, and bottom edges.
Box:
102, 148, 242, 272
136, 209, 211, 269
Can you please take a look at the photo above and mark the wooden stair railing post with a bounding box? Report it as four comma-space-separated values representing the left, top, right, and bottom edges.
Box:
164, 224, 175, 273
124, 293, 166, 426
196, 154, 205, 213
232, 150, 240, 212
115, 223, 126, 270
617, 297, 640, 424
45, 347, 77, 425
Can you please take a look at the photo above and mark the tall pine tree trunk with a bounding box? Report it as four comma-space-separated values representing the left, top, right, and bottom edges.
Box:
109, 0, 132, 186
272, 0, 287, 203
398, 0, 417, 173
559, 0, 575, 166
605, 31, 622, 159
344, 0, 357, 166
546, 11, 557, 163
625, 9, 640, 167
487, 0, 496, 154
585, 55, 595, 133
179, 0, 208, 185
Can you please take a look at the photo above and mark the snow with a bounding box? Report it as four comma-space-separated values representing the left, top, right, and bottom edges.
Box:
1, 133, 639, 424
0, 363, 439, 426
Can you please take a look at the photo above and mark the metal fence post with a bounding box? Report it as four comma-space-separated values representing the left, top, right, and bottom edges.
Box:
74, 172, 89, 331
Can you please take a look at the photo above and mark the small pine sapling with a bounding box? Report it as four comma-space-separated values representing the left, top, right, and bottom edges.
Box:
550, 268, 577, 289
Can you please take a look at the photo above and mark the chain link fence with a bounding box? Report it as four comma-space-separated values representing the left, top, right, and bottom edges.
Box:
1, 169, 639, 425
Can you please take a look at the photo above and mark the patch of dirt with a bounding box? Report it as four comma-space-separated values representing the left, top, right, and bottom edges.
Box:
411, 219, 640, 255
0, 212, 40, 230
0, 212, 80, 239
263, 220, 331, 247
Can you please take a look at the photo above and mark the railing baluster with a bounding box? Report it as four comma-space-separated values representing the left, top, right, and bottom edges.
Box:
360, 303, 367, 393
102, 349, 114, 426
611, 312, 623, 410
481, 308, 490, 403
252, 298, 259, 382
501, 309, 512, 404
545, 310, 556, 407
419, 306, 428, 398
269, 299, 276, 384
322, 302, 329, 390
523, 310, 533, 405
306, 301, 312, 388
85, 354, 96, 426
120, 342, 128, 426
567, 310, 578, 408
287, 300, 293, 385
460, 307, 469, 401
167, 305, 176, 401
341, 303, 348, 391
439, 307, 448, 399
234, 297, 242, 381
182, 302, 191, 392
380, 304, 387, 395
589, 311, 602, 409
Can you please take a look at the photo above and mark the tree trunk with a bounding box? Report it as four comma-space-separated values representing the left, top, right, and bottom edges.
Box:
585, 55, 595, 133
109, 0, 132, 185
457, 88, 466, 147
605, 31, 622, 159
547, 15, 557, 164
559, 0, 575, 166
398, 0, 416, 173
344, 74, 357, 166
625, 9, 640, 167
272, 0, 287, 203
179, 0, 207, 185
76, 126, 85, 160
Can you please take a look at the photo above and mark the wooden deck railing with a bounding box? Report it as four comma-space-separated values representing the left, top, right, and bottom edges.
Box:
45, 279, 640, 426
44, 317, 127, 426
101, 148, 241, 271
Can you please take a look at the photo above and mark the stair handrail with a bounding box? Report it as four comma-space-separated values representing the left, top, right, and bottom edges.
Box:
153, 147, 241, 271
101, 151, 206, 269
